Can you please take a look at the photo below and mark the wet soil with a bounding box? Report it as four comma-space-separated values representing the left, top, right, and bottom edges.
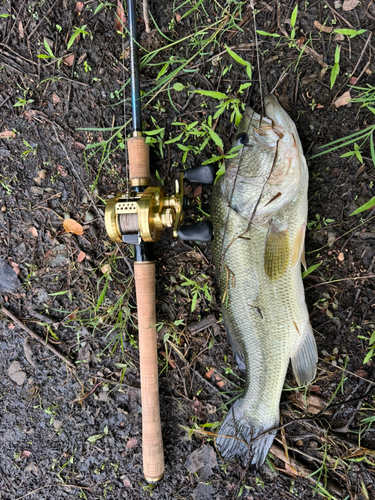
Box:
0, 1, 375, 499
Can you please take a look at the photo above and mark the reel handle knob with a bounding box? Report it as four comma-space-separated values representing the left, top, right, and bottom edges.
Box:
178, 221, 213, 242
184, 165, 215, 185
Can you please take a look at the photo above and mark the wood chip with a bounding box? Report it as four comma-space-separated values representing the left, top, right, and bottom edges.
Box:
116, 0, 126, 32
63, 218, 84, 236
334, 91, 351, 108
343, 0, 359, 11
313, 21, 333, 33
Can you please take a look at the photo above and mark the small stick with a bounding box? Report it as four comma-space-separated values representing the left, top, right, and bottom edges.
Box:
143, 0, 151, 33
1, 306, 75, 369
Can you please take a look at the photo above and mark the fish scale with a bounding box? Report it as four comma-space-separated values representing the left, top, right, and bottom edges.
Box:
211, 95, 318, 466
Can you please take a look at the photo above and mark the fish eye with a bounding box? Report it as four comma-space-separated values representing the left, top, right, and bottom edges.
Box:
235, 133, 249, 145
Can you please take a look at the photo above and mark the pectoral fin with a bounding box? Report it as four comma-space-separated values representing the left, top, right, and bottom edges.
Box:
291, 223, 306, 270
264, 222, 290, 281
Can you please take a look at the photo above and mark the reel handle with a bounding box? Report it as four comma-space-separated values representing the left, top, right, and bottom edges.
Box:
134, 261, 164, 483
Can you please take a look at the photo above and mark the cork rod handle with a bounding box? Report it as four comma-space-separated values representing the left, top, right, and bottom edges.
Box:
128, 136, 150, 185
134, 261, 164, 482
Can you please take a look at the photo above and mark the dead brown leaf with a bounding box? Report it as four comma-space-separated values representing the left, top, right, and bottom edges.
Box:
101, 264, 110, 274
77, 52, 87, 65
175, 12, 181, 22
0, 131, 15, 139
205, 367, 214, 379
313, 20, 333, 33
62, 54, 75, 67
63, 218, 84, 236
126, 437, 138, 450
30, 227, 38, 238
290, 392, 329, 415
334, 91, 351, 108
74, 141, 86, 150
77, 251, 86, 262
75, 2, 84, 13
19, 21, 24, 38
20, 450, 31, 458
57, 165, 68, 177
10, 261, 20, 275
343, 0, 359, 11
51, 92, 60, 104
116, 0, 126, 32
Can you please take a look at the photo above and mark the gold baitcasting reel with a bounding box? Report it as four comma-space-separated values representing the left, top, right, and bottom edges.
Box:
105, 174, 185, 244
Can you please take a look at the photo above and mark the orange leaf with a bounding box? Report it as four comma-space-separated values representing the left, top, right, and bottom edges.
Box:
116, 0, 126, 33
77, 251, 86, 262
63, 218, 84, 236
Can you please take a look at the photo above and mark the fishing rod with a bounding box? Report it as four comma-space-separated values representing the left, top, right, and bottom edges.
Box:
104, 0, 214, 483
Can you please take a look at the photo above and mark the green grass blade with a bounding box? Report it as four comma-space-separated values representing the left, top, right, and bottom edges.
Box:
350, 196, 375, 216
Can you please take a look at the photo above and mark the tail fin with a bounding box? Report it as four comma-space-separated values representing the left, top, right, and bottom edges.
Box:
291, 325, 318, 386
216, 399, 278, 467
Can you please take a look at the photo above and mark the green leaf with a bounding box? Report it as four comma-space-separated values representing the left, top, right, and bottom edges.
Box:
214, 162, 225, 183
0, 14, 11, 18
238, 82, 252, 94
256, 30, 280, 37
370, 330, 375, 345
334, 29, 366, 38
43, 38, 54, 58
49, 290, 70, 296
213, 105, 227, 120
361, 415, 375, 424
157, 62, 169, 81
330, 63, 339, 89
350, 196, 375, 216
363, 348, 374, 365
143, 128, 165, 136
207, 128, 224, 150
302, 262, 322, 278
225, 45, 248, 67
370, 133, 375, 168
37, 54, 52, 59
290, 4, 298, 29
87, 433, 104, 444
225, 45, 252, 81
195, 90, 228, 100
173, 82, 187, 92
164, 132, 184, 144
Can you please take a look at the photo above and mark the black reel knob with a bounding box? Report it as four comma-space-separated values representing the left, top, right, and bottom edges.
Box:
184, 165, 215, 185
178, 221, 213, 242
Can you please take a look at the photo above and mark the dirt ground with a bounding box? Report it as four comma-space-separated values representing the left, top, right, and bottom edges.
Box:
0, 1, 375, 499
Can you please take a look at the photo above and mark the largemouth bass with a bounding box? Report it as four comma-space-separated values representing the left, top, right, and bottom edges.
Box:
211, 95, 318, 467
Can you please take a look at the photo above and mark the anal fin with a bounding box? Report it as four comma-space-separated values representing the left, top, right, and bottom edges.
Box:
291, 325, 318, 386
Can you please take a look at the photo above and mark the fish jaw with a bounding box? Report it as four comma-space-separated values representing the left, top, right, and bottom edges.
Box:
221, 95, 308, 224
